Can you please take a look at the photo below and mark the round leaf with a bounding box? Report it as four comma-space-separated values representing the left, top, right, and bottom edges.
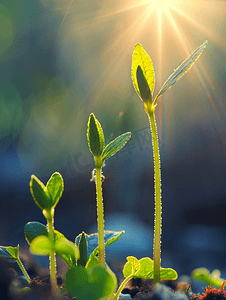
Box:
30, 236, 53, 255
24, 222, 48, 245
65, 265, 116, 300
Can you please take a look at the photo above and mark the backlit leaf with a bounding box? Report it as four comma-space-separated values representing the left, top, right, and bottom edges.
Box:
155, 40, 208, 103
30, 175, 51, 210
123, 257, 177, 280
101, 132, 131, 161
123, 256, 140, 277
0, 245, 19, 263
192, 268, 225, 288
46, 172, 64, 208
132, 43, 155, 103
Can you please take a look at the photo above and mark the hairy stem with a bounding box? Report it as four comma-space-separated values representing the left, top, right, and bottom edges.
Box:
95, 166, 105, 266
47, 216, 57, 294
147, 108, 162, 284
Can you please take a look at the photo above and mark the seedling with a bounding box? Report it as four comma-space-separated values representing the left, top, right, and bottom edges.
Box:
192, 268, 226, 288
131, 40, 208, 284
0, 41, 209, 300
87, 112, 131, 267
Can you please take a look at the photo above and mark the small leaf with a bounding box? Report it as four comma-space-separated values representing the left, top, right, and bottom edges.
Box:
133, 257, 154, 278
192, 268, 225, 288
123, 256, 141, 277
0, 246, 17, 263
132, 43, 155, 103
30, 175, 51, 210
155, 40, 208, 102
101, 132, 132, 161
27, 223, 79, 267
30, 236, 53, 255
55, 238, 80, 266
136, 65, 152, 102
25, 222, 48, 245
46, 172, 64, 208
86, 256, 99, 272
6, 245, 19, 259
75, 230, 124, 266
77, 232, 88, 267
160, 267, 178, 280
123, 257, 177, 280
87, 113, 105, 156
25, 221, 65, 244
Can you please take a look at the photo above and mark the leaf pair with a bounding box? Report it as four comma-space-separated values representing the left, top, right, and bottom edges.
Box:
30, 172, 64, 211
131, 40, 208, 107
123, 256, 178, 280
87, 113, 131, 166
25, 222, 79, 267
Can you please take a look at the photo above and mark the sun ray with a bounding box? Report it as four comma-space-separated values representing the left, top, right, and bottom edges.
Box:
169, 4, 226, 49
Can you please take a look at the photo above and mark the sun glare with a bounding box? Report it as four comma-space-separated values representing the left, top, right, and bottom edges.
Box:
51, 0, 226, 145
150, 0, 170, 8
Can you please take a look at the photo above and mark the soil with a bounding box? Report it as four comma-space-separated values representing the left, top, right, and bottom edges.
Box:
1, 257, 226, 300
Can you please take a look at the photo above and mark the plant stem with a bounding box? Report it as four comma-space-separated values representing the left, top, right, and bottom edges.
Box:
16, 257, 31, 284
47, 216, 58, 294
146, 107, 162, 284
95, 166, 105, 266
114, 274, 134, 300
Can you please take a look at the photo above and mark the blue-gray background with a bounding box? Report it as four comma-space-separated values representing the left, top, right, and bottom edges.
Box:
0, 0, 226, 285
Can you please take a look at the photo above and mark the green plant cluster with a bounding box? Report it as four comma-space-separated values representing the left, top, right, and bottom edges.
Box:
0, 40, 209, 299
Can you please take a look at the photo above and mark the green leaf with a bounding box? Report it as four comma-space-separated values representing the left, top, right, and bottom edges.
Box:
46, 172, 64, 208
132, 43, 155, 103
55, 237, 79, 266
77, 231, 88, 267
87, 113, 105, 156
30, 175, 51, 210
123, 257, 177, 280
65, 265, 117, 300
27, 222, 79, 266
0, 245, 18, 263
6, 245, 19, 259
75, 230, 124, 266
122, 256, 141, 277
159, 267, 178, 280
25, 222, 48, 245
30, 235, 53, 255
101, 132, 132, 161
86, 256, 98, 272
155, 40, 208, 102
25, 221, 65, 245
131, 257, 154, 278
191, 268, 225, 288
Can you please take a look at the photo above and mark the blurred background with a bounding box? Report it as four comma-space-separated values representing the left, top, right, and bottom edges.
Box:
0, 0, 226, 286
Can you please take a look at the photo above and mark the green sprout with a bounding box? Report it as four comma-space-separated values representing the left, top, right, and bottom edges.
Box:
192, 267, 226, 288
87, 112, 131, 266
0, 244, 31, 283
131, 40, 208, 284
